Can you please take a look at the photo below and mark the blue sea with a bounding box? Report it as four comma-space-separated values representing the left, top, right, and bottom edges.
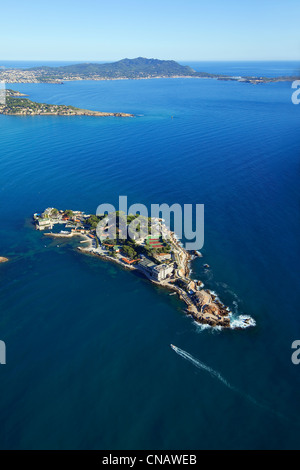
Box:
0, 61, 299, 450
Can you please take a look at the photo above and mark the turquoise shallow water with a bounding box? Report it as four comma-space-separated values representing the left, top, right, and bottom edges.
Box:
0, 62, 299, 449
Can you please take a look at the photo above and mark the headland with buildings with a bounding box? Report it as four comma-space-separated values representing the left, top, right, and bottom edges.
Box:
34, 208, 255, 330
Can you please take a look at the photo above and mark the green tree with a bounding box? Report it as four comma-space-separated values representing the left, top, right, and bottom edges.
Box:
64, 210, 74, 218
122, 245, 138, 259
85, 215, 100, 229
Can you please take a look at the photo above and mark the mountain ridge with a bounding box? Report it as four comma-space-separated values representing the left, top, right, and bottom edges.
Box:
28, 57, 201, 78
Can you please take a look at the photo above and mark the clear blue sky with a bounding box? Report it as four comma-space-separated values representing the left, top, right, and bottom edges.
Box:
1, 0, 299, 61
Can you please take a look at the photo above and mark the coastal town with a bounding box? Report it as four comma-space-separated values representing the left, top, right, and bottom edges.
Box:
34, 207, 254, 329
0, 68, 63, 84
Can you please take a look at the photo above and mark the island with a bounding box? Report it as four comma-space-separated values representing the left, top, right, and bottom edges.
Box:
0, 92, 133, 117
33, 207, 255, 329
1, 57, 298, 84
0, 257, 9, 264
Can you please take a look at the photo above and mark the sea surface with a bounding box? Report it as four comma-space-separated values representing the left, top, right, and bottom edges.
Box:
0, 61, 299, 450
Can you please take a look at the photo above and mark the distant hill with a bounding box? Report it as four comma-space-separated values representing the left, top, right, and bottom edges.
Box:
29, 57, 215, 79
1, 58, 297, 84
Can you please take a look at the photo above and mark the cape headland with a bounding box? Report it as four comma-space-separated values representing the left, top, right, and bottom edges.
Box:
34, 207, 255, 330
0, 92, 133, 117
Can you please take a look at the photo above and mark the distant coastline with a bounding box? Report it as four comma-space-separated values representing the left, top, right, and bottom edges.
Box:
1, 57, 298, 85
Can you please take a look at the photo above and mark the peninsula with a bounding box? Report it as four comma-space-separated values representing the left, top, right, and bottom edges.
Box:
34, 208, 255, 330
0, 92, 133, 117
6, 89, 27, 97
1, 58, 298, 84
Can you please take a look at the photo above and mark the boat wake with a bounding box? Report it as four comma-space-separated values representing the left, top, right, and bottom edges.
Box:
170, 344, 288, 422
171, 344, 235, 391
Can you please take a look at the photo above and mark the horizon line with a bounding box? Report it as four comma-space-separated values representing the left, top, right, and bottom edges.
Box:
1, 58, 300, 63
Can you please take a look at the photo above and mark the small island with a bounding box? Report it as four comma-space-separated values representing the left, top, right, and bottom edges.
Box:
0, 93, 133, 117
0, 257, 9, 264
34, 208, 255, 330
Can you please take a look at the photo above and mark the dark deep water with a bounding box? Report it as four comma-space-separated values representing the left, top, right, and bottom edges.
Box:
0, 62, 299, 449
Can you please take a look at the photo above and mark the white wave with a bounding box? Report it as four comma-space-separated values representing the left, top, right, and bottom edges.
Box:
208, 290, 218, 297
230, 315, 256, 329
193, 321, 213, 332
208, 290, 221, 301
193, 321, 222, 334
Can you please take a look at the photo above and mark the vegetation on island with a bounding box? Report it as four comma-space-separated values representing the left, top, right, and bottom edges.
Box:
85, 211, 171, 262
63, 210, 74, 218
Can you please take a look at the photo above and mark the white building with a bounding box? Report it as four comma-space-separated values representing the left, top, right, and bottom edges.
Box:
36, 219, 53, 231
138, 258, 174, 282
